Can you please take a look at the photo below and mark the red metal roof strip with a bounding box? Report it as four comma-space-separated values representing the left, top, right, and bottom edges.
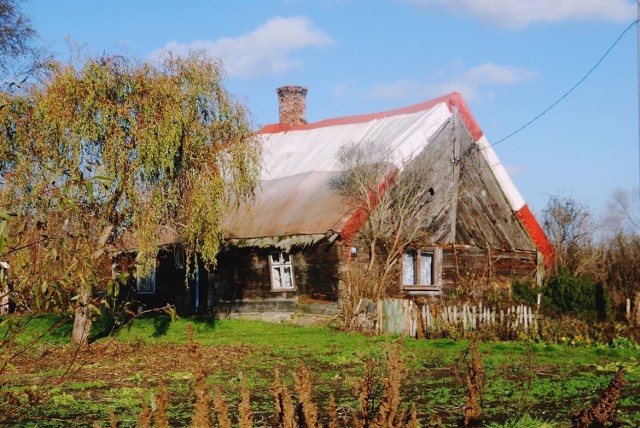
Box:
445, 93, 484, 142
258, 93, 459, 134
515, 204, 554, 268
338, 169, 398, 241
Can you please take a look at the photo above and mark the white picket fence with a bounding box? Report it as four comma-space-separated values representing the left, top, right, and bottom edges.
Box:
355, 298, 539, 337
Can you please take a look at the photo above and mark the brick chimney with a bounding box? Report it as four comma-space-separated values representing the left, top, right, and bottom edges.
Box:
277, 85, 308, 125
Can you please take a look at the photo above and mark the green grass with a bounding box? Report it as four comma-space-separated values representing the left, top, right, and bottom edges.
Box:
2, 314, 640, 427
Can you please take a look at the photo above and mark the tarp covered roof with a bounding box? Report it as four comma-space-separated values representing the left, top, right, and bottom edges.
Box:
225, 92, 553, 267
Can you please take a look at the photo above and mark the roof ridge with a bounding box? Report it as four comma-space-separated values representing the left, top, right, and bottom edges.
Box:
258, 92, 464, 134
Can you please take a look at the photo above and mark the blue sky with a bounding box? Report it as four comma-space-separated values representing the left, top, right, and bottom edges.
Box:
24, 0, 639, 217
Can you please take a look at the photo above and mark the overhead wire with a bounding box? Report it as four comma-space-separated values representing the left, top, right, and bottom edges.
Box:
490, 18, 639, 148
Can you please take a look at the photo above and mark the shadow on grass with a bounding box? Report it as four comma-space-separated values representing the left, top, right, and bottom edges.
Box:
85, 312, 218, 342
152, 316, 171, 338
42, 315, 73, 343
90, 314, 118, 343
186, 315, 218, 332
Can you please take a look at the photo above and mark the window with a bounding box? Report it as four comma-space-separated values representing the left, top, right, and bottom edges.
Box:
269, 252, 295, 290
403, 248, 440, 290
136, 263, 157, 294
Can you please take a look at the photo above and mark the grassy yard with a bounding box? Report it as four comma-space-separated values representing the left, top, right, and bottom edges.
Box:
1, 315, 639, 427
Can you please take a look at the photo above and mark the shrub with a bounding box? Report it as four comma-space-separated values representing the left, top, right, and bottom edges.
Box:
512, 280, 537, 306
543, 270, 612, 322
512, 270, 612, 323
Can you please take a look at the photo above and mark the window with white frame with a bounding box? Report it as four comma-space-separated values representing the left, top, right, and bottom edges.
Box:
136, 263, 157, 294
269, 252, 295, 290
403, 248, 440, 290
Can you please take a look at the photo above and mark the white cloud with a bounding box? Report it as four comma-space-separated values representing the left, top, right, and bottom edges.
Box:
404, 0, 636, 29
366, 78, 422, 100
330, 82, 352, 98
150, 16, 332, 78
366, 63, 537, 103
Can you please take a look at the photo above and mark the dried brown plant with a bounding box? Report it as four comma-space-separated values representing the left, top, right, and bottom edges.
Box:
272, 368, 297, 428
462, 341, 484, 427
213, 385, 233, 428
354, 356, 380, 428
327, 393, 340, 428
136, 392, 152, 428
425, 413, 444, 427
572, 367, 626, 428
154, 382, 170, 428
514, 341, 535, 414
373, 341, 407, 427
109, 409, 117, 428
294, 364, 319, 427
404, 403, 420, 428
187, 323, 212, 428
238, 378, 254, 428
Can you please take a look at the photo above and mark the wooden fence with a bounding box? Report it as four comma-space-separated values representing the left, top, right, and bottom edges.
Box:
354, 298, 540, 338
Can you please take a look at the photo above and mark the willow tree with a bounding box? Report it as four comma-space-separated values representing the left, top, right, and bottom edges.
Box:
0, 51, 261, 345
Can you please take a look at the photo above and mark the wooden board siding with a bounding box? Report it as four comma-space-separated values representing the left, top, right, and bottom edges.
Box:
440, 245, 537, 295
411, 115, 537, 253
456, 135, 537, 252
355, 239, 538, 299
341, 112, 541, 299
412, 118, 460, 243
210, 240, 341, 316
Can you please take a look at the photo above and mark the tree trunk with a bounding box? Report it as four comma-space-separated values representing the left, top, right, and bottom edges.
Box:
71, 285, 92, 347
367, 238, 377, 272
71, 225, 112, 346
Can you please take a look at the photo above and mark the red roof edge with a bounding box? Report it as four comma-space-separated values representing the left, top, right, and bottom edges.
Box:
516, 204, 554, 269
445, 92, 483, 142
259, 92, 482, 135
338, 169, 398, 241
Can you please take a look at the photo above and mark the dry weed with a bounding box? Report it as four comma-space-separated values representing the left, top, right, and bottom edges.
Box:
109, 409, 117, 428
354, 355, 380, 427
294, 364, 319, 427
272, 367, 297, 428
327, 393, 340, 428
187, 323, 212, 428
572, 367, 626, 428
213, 385, 233, 428
136, 392, 152, 428
373, 341, 406, 427
238, 378, 254, 428
461, 340, 484, 427
154, 382, 170, 428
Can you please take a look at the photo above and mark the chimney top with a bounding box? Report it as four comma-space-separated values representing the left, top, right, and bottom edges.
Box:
277, 85, 308, 125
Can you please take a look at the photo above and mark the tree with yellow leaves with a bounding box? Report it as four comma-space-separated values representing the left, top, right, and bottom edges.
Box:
0, 51, 261, 345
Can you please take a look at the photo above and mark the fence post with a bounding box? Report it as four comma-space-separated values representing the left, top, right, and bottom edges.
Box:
403, 299, 409, 336
425, 305, 431, 330
462, 304, 468, 331
471, 306, 478, 330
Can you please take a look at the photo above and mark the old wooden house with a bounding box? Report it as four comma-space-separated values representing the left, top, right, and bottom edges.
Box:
126, 86, 553, 322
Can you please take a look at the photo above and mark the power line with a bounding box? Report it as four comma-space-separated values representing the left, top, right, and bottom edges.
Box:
491, 18, 639, 148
